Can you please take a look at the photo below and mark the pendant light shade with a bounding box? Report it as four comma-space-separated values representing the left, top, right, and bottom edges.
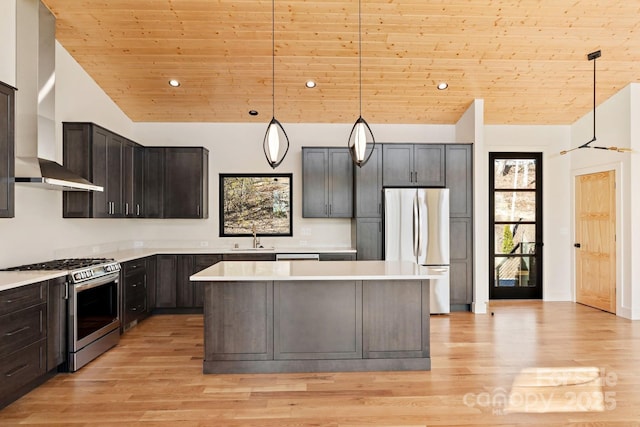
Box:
348, 0, 375, 168
348, 116, 375, 167
264, 117, 290, 168
263, 0, 290, 169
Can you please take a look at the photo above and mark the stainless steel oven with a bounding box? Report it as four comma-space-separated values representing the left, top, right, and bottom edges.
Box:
67, 260, 121, 372
68, 268, 120, 371
2, 258, 121, 372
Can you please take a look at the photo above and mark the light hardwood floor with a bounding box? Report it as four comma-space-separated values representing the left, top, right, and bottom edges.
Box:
2, 302, 640, 426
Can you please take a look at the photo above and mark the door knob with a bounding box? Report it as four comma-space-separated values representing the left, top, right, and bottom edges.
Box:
574, 243, 581, 248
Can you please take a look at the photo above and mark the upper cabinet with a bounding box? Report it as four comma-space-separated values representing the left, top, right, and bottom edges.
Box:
354, 145, 382, 218
445, 144, 473, 217
0, 82, 15, 218
382, 144, 445, 187
63, 123, 142, 218
302, 147, 353, 218
163, 147, 209, 219
63, 123, 208, 219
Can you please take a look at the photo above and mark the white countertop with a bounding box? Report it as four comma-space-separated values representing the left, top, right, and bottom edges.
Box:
190, 260, 446, 282
0, 246, 357, 292
102, 246, 355, 263
0, 271, 68, 292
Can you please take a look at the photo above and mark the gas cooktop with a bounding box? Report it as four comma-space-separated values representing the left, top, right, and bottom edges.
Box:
2, 258, 121, 284
2, 258, 115, 271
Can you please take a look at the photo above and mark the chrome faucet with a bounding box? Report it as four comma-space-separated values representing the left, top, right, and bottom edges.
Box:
252, 223, 258, 248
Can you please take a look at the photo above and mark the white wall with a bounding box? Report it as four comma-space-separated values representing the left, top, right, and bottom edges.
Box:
0, 0, 16, 86
484, 125, 572, 302
569, 84, 637, 319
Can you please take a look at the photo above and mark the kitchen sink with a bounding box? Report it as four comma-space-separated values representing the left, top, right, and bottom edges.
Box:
230, 247, 275, 251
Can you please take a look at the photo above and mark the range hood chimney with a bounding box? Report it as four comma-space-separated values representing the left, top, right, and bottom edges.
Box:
14, 0, 102, 192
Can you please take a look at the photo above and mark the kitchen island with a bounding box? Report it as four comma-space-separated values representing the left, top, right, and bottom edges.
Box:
190, 260, 445, 374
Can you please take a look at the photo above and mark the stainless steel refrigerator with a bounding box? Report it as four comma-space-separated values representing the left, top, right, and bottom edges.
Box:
383, 188, 450, 313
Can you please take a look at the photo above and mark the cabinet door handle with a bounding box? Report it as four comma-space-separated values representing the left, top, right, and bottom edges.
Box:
414, 171, 418, 183
325, 205, 328, 215
126, 203, 129, 216
5, 295, 31, 304
197, 205, 200, 216
136, 204, 140, 216
5, 326, 30, 337
5, 363, 28, 378
329, 204, 332, 216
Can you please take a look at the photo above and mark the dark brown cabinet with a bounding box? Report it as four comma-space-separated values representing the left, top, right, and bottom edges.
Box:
0, 281, 48, 408
143, 147, 164, 218
63, 123, 143, 218
382, 143, 445, 187
123, 142, 145, 217
354, 217, 383, 260
154, 254, 221, 311
63, 123, 208, 219
143, 147, 209, 219
155, 255, 178, 309
47, 276, 67, 371
354, 145, 382, 218
163, 147, 209, 219
318, 253, 356, 261
446, 144, 473, 218
0, 82, 15, 218
121, 258, 150, 331
302, 147, 353, 218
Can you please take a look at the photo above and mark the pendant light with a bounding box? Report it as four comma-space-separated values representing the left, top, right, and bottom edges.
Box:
560, 50, 631, 155
347, 0, 375, 168
263, 0, 290, 168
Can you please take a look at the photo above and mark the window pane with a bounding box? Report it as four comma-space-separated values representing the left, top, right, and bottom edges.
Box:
494, 159, 537, 189
494, 255, 537, 288
494, 192, 536, 221
494, 224, 537, 255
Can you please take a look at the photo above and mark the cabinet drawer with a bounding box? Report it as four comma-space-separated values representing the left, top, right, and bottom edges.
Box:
0, 340, 46, 404
0, 305, 46, 356
124, 258, 147, 276
0, 282, 47, 316
125, 292, 147, 317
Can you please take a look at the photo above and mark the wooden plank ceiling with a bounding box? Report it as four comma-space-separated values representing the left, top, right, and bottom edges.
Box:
41, 0, 640, 125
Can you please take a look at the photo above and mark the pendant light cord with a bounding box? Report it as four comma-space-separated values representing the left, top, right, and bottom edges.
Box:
272, 0, 275, 117
358, 0, 362, 117
592, 54, 596, 141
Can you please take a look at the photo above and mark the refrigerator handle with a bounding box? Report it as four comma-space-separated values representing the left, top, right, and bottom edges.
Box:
413, 195, 419, 257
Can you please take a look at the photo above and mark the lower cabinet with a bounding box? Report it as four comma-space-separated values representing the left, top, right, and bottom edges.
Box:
318, 253, 356, 261
203, 279, 431, 373
450, 217, 473, 307
121, 258, 150, 331
155, 254, 223, 310
0, 281, 49, 409
47, 277, 67, 371
354, 218, 383, 260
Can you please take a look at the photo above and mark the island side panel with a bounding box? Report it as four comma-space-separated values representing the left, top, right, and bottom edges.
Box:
203, 281, 273, 361
273, 280, 362, 360
363, 280, 430, 359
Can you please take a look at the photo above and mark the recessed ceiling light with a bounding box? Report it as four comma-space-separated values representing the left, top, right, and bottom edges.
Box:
168, 79, 181, 87
305, 80, 317, 88
437, 82, 448, 90
249, 110, 259, 116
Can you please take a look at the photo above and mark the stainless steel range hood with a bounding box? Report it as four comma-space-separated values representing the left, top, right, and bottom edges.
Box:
15, 157, 103, 191
14, 0, 102, 192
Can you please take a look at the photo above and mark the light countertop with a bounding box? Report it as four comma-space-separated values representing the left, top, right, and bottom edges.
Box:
0, 246, 356, 292
102, 246, 355, 263
0, 271, 68, 292
190, 260, 447, 282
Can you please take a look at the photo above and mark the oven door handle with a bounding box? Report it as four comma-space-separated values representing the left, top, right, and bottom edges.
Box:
74, 274, 119, 292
